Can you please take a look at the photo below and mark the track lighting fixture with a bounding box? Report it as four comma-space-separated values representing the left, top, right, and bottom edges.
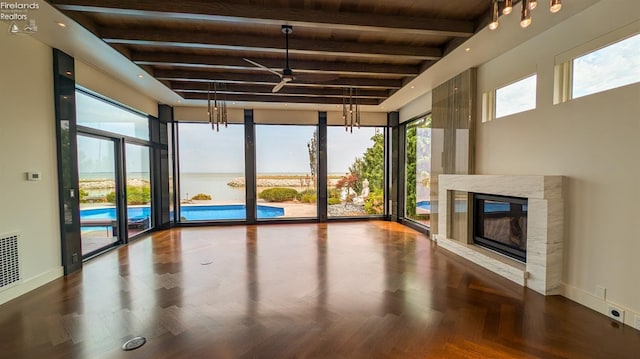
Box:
550, 0, 562, 13
489, 0, 500, 30
503, 0, 513, 15
521, 0, 532, 28
488, 0, 563, 31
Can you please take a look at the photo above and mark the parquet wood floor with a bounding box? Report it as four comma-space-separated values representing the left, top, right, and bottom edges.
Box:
0, 221, 638, 358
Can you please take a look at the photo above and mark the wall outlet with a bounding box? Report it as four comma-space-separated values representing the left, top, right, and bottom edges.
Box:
634, 315, 640, 331
608, 305, 625, 323
595, 286, 606, 300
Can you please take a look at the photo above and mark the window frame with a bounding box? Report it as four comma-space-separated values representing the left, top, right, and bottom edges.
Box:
554, 23, 639, 104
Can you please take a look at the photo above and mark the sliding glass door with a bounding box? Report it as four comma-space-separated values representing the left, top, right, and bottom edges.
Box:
125, 143, 152, 237
405, 116, 432, 227
77, 134, 121, 256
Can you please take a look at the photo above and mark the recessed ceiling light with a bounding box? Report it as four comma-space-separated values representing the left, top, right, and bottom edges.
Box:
232, 102, 236, 105
56, 22, 66, 27
410, 85, 415, 89
465, 47, 471, 52
177, 100, 181, 103
137, 74, 144, 78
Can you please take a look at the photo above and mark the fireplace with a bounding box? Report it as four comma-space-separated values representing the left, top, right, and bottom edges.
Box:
473, 193, 528, 262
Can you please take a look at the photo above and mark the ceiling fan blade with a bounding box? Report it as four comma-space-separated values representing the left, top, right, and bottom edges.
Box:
243, 58, 282, 78
272, 79, 288, 93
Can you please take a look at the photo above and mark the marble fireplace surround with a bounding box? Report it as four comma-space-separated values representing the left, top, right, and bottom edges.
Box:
434, 175, 564, 295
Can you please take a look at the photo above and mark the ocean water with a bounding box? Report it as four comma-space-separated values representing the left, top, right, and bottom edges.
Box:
81, 172, 346, 203
180, 172, 245, 202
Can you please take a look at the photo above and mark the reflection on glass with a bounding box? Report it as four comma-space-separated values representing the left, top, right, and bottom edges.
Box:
178, 123, 246, 221
168, 124, 174, 222
77, 135, 119, 255
327, 126, 384, 217
255, 125, 317, 219
405, 116, 431, 226
125, 143, 152, 236
76, 90, 149, 140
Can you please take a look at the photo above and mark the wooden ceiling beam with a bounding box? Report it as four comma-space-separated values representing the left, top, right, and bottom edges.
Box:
181, 92, 380, 106
131, 52, 420, 77
51, 0, 475, 37
155, 70, 403, 89
170, 83, 390, 99
101, 28, 442, 60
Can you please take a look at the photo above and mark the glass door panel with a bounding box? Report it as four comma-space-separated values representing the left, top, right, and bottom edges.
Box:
77, 135, 120, 256
125, 143, 152, 236
255, 125, 317, 219
405, 116, 432, 227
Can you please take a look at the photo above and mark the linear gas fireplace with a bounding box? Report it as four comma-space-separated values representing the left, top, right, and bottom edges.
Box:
473, 193, 528, 262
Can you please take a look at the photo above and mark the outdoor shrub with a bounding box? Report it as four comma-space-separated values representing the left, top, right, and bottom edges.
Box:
79, 189, 89, 203
127, 186, 151, 205
328, 197, 341, 205
258, 187, 298, 202
296, 189, 316, 201
191, 193, 212, 200
364, 189, 384, 215
300, 193, 317, 203
105, 186, 151, 205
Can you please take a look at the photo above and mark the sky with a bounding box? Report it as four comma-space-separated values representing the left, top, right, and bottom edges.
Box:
494, 33, 639, 118
572, 33, 640, 98
178, 123, 379, 174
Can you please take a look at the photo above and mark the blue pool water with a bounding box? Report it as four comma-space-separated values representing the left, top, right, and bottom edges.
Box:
80, 204, 284, 222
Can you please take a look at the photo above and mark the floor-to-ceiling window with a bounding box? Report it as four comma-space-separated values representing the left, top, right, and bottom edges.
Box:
327, 126, 385, 217
405, 115, 432, 227
75, 88, 153, 257
177, 123, 246, 221
255, 125, 317, 219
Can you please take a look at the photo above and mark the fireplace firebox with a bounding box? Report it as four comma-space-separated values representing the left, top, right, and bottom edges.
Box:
473, 193, 528, 262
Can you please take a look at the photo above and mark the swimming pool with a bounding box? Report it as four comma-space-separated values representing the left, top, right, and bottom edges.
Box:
80, 204, 284, 222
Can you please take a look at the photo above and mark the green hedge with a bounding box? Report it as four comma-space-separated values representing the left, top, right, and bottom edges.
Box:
258, 187, 299, 202
106, 186, 151, 205
328, 197, 341, 205
296, 189, 316, 201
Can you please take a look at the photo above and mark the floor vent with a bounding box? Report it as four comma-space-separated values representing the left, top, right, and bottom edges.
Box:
0, 233, 20, 288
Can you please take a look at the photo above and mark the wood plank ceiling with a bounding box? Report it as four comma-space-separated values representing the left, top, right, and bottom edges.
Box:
49, 0, 491, 106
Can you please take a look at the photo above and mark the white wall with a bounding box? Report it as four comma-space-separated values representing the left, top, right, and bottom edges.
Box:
0, 31, 64, 304
475, 0, 639, 326
76, 60, 158, 117
399, 92, 431, 124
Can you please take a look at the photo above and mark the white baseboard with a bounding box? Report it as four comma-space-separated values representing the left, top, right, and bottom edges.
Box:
0, 266, 64, 305
562, 283, 640, 331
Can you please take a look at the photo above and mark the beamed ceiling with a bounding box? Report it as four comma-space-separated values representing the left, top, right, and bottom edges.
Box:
48, 0, 493, 106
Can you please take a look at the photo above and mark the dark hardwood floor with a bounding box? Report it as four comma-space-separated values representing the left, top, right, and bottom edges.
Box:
1, 221, 638, 358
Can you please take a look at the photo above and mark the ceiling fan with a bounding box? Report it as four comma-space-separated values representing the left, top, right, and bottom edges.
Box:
243, 25, 295, 93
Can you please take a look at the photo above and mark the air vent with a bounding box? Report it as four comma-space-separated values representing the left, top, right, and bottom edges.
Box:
0, 233, 20, 288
